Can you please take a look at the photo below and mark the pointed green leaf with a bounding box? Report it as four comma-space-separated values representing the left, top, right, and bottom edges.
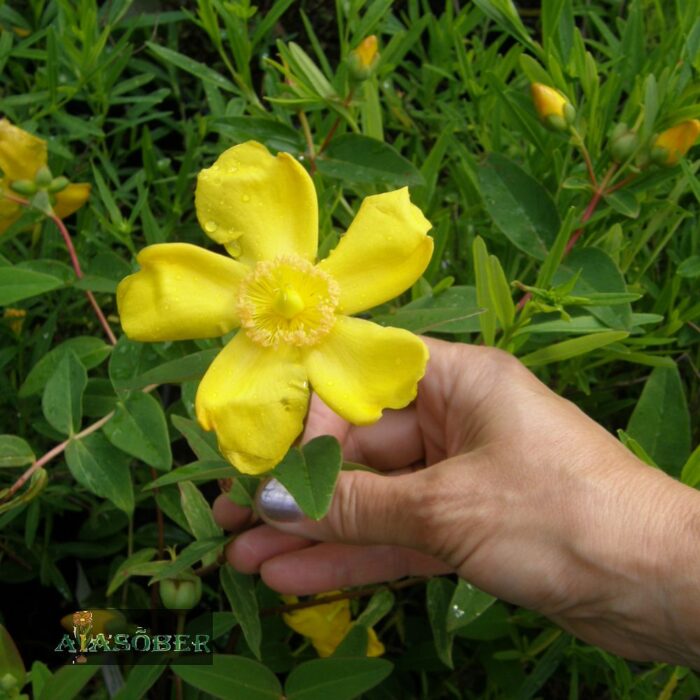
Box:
172, 654, 281, 700
520, 331, 629, 367
42, 351, 87, 435
272, 436, 342, 520
104, 392, 172, 470
65, 433, 134, 514
0, 435, 35, 468
220, 566, 262, 659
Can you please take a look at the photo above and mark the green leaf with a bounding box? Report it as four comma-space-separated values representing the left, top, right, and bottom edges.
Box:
172, 654, 282, 700
0, 435, 35, 468
604, 190, 640, 218
680, 445, 700, 488
115, 349, 218, 390
285, 657, 393, 700
627, 366, 691, 475
38, 664, 99, 700
142, 460, 232, 490
106, 548, 158, 596
473, 237, 497, 345
41, 351, 87, 435
520, 331, 629, 367
147, 41, 238, 92
179, 481, 222, 565
149, 537, 228, 582
316, 134, 424, 187
171, 415, 222, 461
515, 632, 569, 700
678, 255, 700, 278
65, 433, 134, 515
617, 429, 658, 467
554, 248, 633, 330
113, 661, 167, 700
426, 577, 456, 668
220, 566, 262, 659
373, 286, 482, 334
0, 623, 25, 685
20, 337, 111, 398
477, 153, 560, 260
108, 336, 162, 392
103, 392, 172, 471
446, 580, 497, 633
0, 266, 64, 304
272, 436, 342, 520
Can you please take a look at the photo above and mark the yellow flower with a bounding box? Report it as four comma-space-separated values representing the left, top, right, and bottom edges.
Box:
61, 609, 125, 635
530, 83, 575, 131
282, 594, 385, 657
3, 308, 26, 334
117, 141, 432, 475
0, 119, 91, 234
355, 36, 379, 70
652, 119, 700, 165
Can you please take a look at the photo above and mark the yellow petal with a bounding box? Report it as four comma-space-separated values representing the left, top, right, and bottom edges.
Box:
654, 119, 700, 165
195, 331, 309, 475
530, 83, 568, 119
53, 183, 91, 219
304, 316, 428, 425
195, 141, 318, 265
283, 598, 351, 657
0, 193, 21, 234
0, 118, 47, 181
366, 627, 385, 657
117, 243, 248, 341
317, 188, 432, 315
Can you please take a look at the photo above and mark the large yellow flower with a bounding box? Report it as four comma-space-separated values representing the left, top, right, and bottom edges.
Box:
0, 119, 91, 233
117, 141, 432, 475
282, 594, 385, 658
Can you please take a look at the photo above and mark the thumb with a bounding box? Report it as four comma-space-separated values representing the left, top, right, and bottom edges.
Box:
255, 468, 436, 551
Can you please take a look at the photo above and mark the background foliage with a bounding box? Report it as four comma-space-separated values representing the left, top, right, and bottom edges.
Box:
0, 0, 699, 697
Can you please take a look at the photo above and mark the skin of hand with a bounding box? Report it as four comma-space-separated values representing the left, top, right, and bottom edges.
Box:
213, 337, 700, 668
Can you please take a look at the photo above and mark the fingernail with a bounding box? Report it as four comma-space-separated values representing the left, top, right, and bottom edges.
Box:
256, 478, 303, 522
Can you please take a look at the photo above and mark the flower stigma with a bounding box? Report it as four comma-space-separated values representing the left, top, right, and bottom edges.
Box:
237, 255, 339, 347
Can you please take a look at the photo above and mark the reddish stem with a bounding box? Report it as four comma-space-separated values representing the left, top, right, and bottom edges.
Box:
310, 89, 355, 175
3, 193, 117, 345
515, 164, 619, 313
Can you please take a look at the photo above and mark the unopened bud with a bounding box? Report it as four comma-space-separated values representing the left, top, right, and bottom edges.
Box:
34, 165, 52, 187
530, 83, 575, 131
159, 573, 202, 610
651, 119, 700, 166
610, 124, 639, 162
348, 35, 379, 81
9, 179, 37, 195
47, 176, 69, 193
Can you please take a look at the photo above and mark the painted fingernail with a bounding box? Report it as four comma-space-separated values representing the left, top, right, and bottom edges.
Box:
256, 478, 303, 522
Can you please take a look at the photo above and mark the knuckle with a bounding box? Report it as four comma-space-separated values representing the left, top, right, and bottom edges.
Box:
327, 471, 365, 542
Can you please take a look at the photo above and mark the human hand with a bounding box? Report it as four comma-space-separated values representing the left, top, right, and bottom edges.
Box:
214, 337, 700, 667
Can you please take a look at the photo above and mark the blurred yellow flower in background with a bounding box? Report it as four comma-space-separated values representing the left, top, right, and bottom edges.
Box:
652, 119, 700, 165
117, 141, 432, 475
282, 594, 385, 658
0, 118, 90, 233
530, 83, 575, 131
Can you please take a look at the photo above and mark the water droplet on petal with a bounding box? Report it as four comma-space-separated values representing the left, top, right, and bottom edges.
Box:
241, 194, 251, 203
204, 220, 218, 233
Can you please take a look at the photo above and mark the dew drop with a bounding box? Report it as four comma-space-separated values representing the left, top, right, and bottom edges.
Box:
241, 194, 251, 203
204, 220, 218, 233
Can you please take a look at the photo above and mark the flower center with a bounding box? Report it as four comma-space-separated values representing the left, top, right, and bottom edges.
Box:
237, 255, 339, 347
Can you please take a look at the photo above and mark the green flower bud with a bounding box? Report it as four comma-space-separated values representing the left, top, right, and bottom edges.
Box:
159, 573, 202, 610
610, 130, 639, 163
34, 165, 52, 187
9, 180, 37, 196
0, 673, 17, 691
47, 176, 69, 193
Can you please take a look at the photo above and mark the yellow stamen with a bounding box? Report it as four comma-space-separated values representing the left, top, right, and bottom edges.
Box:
237, 255, 339, 348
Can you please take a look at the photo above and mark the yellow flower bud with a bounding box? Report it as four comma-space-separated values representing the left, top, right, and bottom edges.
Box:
530, 83, 575, 132
4, 308, 26, 335
652, 119, 700, 166
348, 36, 380, 81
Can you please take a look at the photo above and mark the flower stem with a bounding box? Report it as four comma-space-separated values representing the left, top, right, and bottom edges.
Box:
3, 193, 117, 345
571, 128, 597, 187
0, 384, 158, 504
515, 163, 619, 313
